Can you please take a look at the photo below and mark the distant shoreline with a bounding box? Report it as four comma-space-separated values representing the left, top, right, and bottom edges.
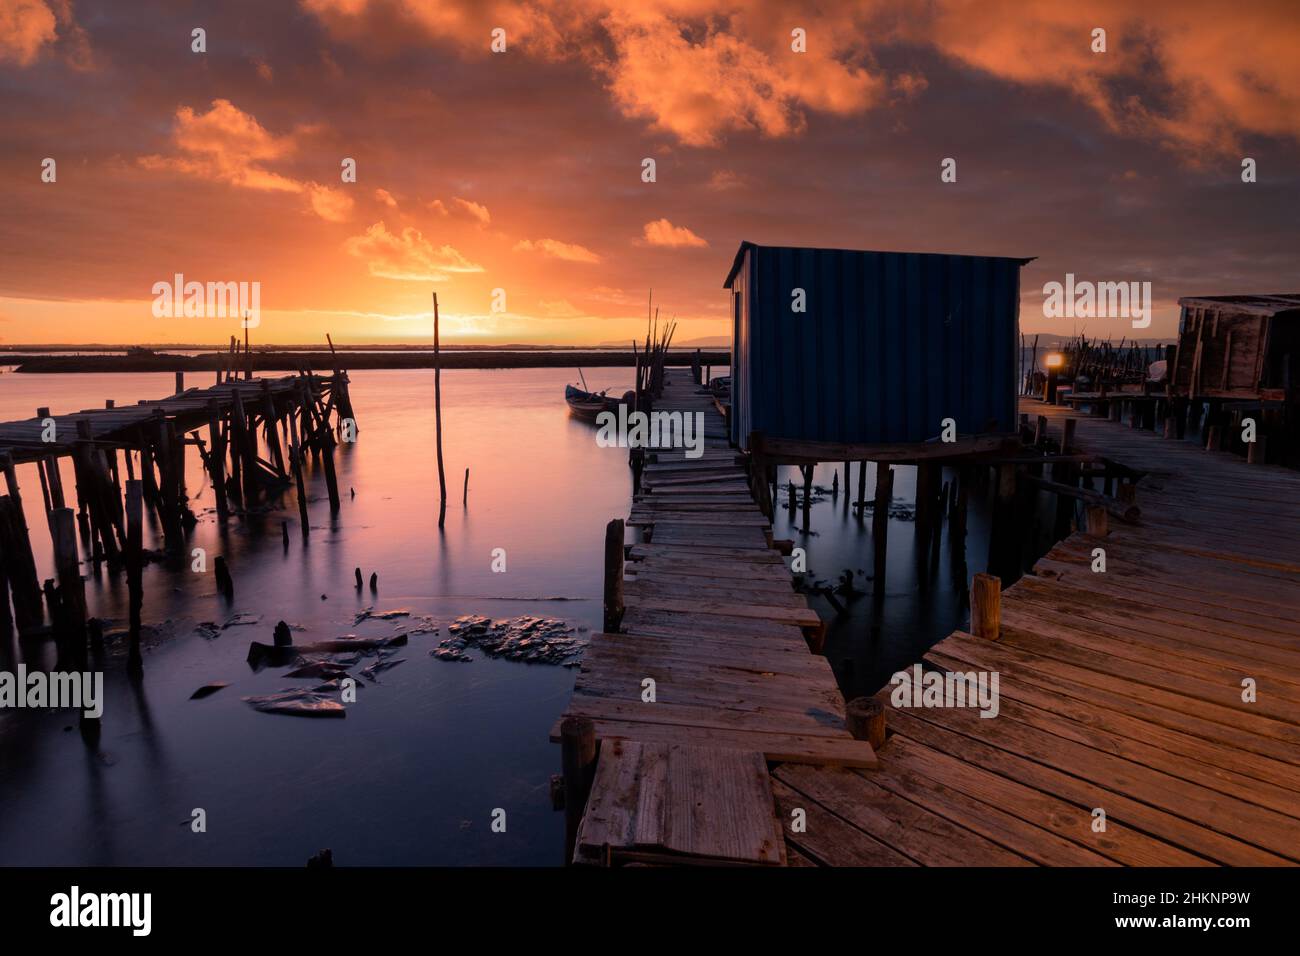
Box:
4, 350, 732, 374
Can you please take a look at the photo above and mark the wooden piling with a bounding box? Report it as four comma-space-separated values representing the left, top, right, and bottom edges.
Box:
124, 479, 144, 676
434, 292, 447, 528
970, 572, 1000, 640
206, 400, 229, 521
603, 518, 625, 632
0, 494, 43, 634
560, 715, 598, 866
872, 463, 893, 589
50, 507, 86, 665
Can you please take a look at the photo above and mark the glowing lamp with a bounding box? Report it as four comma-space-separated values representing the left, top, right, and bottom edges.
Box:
1045, 353, 1064, 369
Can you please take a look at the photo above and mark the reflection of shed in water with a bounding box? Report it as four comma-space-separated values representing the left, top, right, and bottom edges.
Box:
723, 242, 1032, 457
1172, 295, 1300, 401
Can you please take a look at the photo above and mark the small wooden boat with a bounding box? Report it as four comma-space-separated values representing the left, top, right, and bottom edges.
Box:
565, 384, 633, 423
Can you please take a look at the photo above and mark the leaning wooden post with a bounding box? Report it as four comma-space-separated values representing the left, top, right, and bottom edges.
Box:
0, 495, 43, 635
603, 518, 625, 632
0, 455, 42, 615
462, 467, 469, 507
560, 716, 598, 865
970, 572, 1001, 640
175, 371, 185, 395
124, 479, 144, 677
846, 697, 887, 749
433, 292, 447, 528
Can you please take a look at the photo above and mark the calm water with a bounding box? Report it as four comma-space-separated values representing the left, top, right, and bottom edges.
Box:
0, 366, 1042, 865
0, 367, 632, 866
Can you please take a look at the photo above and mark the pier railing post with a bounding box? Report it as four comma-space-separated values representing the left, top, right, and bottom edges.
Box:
971, 572, 1001, 640
603, 518, 625, 633
1085, 504, 1109, 538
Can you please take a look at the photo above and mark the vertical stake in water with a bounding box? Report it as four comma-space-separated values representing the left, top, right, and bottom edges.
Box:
434, 293, 447, 528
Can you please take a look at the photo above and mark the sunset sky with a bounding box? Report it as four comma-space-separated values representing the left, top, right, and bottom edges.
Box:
1, 0, 1297, 345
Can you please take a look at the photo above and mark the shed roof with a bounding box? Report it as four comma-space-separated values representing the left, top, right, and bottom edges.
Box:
1177, 295, 1300, 317
722, 240, 1035, 289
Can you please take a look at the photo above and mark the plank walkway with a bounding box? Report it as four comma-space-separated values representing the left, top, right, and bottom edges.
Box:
0, 375, 325, 463
557, 369, 875, 865
780, 399, 1300, 866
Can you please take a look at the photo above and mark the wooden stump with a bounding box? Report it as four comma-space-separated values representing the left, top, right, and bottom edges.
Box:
970, 572, 1001, 640
846, 697, 886, 749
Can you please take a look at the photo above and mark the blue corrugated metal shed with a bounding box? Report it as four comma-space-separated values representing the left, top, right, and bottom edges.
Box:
724, 241, 1033, 450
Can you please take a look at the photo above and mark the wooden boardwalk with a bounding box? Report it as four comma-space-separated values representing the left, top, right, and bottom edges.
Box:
779, 399, 1300, 866
0, 375, 326, 463
557, 370, 876, 866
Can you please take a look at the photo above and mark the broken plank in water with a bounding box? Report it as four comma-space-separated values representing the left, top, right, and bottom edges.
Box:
242, 689, 346, 718
575, 739, 785, 866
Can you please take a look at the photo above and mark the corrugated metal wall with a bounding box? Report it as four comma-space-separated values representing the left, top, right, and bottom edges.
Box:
728, 244, 1024, 449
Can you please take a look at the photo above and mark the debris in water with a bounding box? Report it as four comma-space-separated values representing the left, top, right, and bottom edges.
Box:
273, 620, 293, 647
222, 612, 263, 630
311, 678, 361, 693
307, 848, 334, 868
242, 690, 346, 718
353, 606, 410, 625
360, 658, 406, 681
431, 615, 586, 666
190, 682, 229, 699
195, 622, 221, 640
284, 661, 352, 680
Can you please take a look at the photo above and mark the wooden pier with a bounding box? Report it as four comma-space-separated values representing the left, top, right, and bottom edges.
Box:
556, 369, 877, 866
560, 377, 1300, 866
0, 371, 352, 652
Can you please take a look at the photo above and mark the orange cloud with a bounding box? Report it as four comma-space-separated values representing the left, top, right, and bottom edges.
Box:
916, 0, 1300, 154
301, 1, 886, 147
0, 0, 57, 66
514, 238, 602, 263
300, 0, 1300, 156
344, 221, 484, 281
310, 185, 356, 222
453, 197, 491, 226
139, 99, 302, 192
598, 9, 878, 146
640, 218, 707, 248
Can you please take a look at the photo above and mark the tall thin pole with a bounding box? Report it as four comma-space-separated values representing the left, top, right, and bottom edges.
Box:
434, 293, 447, 528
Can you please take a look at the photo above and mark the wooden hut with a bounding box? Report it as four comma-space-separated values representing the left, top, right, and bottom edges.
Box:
723, 241, 1032, 459
1171, 295, 1300, 401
